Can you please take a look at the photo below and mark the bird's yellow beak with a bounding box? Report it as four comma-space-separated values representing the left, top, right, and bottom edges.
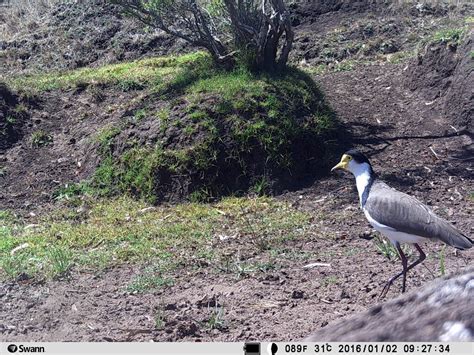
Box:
331, 154, 351, 172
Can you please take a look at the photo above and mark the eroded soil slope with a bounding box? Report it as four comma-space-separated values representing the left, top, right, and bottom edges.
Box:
0, 0, 190, 75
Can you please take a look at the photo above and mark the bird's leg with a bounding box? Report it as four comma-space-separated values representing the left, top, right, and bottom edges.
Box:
379, 244, 426, 299
379, 242, 407, 299
404, 243, 426, 275
399, 245, 408, 293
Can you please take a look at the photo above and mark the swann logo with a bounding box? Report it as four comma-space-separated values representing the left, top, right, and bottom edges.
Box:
7, 344, 45, 353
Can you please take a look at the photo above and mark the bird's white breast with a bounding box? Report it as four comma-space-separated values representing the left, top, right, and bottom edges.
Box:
363, 208, 426, 245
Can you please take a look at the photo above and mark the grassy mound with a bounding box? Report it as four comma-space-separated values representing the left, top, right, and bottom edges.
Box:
9, 52, 339, 203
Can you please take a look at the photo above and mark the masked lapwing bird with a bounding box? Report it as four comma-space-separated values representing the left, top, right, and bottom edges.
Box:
331, 149, 473, 298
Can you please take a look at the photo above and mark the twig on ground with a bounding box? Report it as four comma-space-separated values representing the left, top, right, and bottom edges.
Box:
429, 146, 441, 160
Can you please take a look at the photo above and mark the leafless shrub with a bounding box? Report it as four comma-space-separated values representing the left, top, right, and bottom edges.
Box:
112, 0, 294, 71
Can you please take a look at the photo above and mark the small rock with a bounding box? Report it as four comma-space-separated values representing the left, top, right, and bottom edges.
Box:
292, 290, 304, 299
176, 322, 198, 337
360, 230, 374, 240
265, 274, 279, 281
165, 303, 177, 311
340, 289, 351, 299
16, 273, 31, 282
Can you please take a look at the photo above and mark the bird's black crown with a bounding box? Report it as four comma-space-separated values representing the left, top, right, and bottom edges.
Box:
345, 149, 372, 165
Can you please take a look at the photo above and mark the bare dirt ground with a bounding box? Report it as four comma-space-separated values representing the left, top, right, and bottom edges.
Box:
1, 0, 473, 343
1, 61, 472, 341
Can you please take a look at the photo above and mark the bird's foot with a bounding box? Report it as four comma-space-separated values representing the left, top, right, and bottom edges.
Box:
379, 280, 393, 300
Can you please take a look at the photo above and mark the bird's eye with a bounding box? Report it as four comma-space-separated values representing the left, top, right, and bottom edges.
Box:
347, 156, 352, 160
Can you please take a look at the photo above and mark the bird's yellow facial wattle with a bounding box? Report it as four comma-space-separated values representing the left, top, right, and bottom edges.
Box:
331, 154, 352, 172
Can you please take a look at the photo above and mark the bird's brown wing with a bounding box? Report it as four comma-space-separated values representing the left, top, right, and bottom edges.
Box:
365, 181, 472, 250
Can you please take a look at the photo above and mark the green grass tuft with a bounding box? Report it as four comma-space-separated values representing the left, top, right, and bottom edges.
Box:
31, 130, 53, 147
431, 27, 467, 45
127, 265, 175, 293
206, 304, 226, 330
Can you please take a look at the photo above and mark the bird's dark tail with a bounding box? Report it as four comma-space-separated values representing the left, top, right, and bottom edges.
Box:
436, 219, 473, 250
450, 232, 473, 250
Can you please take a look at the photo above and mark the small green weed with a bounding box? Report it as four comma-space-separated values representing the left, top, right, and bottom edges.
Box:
0, 210, 15, 223
387, 50, 415, 64
188, 110, 208, 122
304, 64, 328, 75
374, 235, 399, 260
333, 61, 356, 72
189, 188, 213, 203
95, 125, 120, 153
431, 28, 466, 45
321, 275, 339, 287
183, 124, 197, 136
31, 130, 53, 147
156, 107, 170, 121
5, 115, 16, 124
127, 264, 175, 293
53, 182, 95, 203
438, 245, 446, 276
118, 79, 145, 91
374, 235, 411, 261
154, 308, 165, 329
133, 108, 147, 122
206, 304, 225, 330
0, 252, 29, 279
250, 176, 271, 197
47, 246, 72, 278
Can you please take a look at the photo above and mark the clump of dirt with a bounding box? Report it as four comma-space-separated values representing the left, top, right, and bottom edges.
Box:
0, 0, 190, 75
0, 83, 28, 150
407, 33, 474, 132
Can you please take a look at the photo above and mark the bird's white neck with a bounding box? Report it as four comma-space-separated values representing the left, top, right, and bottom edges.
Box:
351, 163, 373, 205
